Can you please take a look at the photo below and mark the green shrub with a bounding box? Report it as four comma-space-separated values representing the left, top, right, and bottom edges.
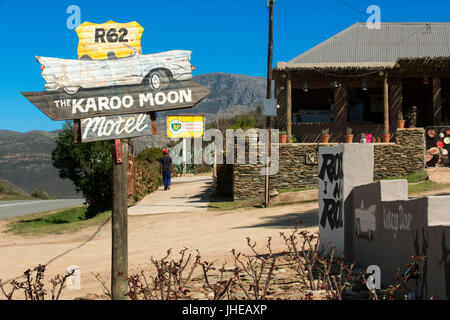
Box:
31, 189, 55, 200
137, 147, 163, 163
52, 121, 112, 218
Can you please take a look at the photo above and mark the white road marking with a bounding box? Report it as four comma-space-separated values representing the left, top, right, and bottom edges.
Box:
0, 200, 68, 208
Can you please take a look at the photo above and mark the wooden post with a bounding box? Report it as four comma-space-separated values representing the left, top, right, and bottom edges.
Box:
111, 139, 128, 300
286, 75, 292, 143
384, 73, 389, 134
264, 0, 275, 208
432, 77, 442, 125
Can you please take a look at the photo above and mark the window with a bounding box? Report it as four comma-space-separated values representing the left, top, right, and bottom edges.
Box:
292, 88, 334, 123
347, 87, 384, 124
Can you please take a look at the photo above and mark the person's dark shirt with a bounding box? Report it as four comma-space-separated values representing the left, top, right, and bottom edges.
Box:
160, 155, 172, 173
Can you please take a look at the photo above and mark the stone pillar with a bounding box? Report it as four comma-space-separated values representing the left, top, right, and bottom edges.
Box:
318, 144, 374, 255
432, 77, 442, 125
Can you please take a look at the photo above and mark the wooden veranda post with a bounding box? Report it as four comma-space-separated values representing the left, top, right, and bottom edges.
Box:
111, 139, 128, 300
286, 74, 292, 143
384, 72, 389, 134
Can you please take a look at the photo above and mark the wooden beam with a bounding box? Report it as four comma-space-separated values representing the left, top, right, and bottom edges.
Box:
432, 77, 442, 125
384, 73, 389, 134
286, 75, 292, 143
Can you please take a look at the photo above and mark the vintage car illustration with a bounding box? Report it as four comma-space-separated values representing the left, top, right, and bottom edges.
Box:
355, 200, 377, 240
37, 45, 195, 94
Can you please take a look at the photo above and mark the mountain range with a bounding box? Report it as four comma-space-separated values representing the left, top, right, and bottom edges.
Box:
0, 73, 266, 198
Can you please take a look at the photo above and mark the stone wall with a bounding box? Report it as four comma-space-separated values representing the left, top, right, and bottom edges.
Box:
230, 128, 425, 201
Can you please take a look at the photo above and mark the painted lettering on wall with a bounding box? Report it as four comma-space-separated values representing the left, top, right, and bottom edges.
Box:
319, 152, 344, 230
383, 205, 412, 239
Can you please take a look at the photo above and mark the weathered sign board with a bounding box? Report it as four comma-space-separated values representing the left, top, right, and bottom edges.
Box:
80, 113, 153, 142
22, 81, 210, 121
167, 115, 205, 138
76, 21, 144, 60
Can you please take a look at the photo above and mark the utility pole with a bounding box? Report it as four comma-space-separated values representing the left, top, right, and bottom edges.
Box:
265, 0, 274, 207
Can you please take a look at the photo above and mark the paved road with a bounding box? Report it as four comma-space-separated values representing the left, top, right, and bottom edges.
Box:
0, 199, 86, 220
128, 175, 212, 216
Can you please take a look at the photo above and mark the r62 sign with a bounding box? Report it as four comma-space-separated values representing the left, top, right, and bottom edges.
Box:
95, 28, 128, 43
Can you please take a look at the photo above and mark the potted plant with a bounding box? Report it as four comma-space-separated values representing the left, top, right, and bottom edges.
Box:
321, 128, 330, 143
279, 131, 287, 144
397, 110, 405, 129
382, 129, 390, 142
345, 127, 353, 143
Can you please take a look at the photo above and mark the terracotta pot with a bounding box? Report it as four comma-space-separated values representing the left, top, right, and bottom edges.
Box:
397, 120, 405, 129
346, 135, 353, 143
279, 134, 287, 144
321, 134, 330, 143
382, 134, 390, 142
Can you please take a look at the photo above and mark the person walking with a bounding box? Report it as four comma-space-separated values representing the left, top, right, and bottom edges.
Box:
160, 149, 173, 190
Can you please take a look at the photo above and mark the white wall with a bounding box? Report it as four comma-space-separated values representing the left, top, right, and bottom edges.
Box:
318, 144, 374, 255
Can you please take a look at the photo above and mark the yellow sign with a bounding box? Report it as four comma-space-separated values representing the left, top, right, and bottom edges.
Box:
167, 115, 205, 138
75, 21, 144, 60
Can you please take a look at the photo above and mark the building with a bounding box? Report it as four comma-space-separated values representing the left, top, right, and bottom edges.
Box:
273, 22, 450, 143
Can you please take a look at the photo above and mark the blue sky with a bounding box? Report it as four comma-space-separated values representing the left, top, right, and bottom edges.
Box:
1, 0, 449, 132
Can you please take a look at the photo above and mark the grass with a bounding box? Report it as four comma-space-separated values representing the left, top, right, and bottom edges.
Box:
382, 170, 429, 184
6, 206, 111, 236
408, 180, 450, 195
0, 194, 35, 201
207, 196, 264, 211
278, 186, 317, 194
0, 180, 35, 201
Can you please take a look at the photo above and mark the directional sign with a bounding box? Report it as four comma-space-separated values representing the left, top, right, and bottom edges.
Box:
76, 21, 144, 60
22, 81, 210, 121
81, 113, 153, 142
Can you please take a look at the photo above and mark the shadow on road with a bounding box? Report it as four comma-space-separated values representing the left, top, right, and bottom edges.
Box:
234, 208, 319, 230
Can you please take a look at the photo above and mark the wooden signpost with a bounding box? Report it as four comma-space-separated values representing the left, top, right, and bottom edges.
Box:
22, 81, 210, 121
22, 20, 209, 300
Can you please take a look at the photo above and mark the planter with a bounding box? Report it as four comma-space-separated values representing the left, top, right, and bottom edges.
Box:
321, 134, 330, 143
382, 134, 390, 142
345, 134, 353, 143
397, 120, 405, 129
279, 134, 287, 144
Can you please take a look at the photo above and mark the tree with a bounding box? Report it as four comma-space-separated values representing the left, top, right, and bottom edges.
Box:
52, 121, 112, 217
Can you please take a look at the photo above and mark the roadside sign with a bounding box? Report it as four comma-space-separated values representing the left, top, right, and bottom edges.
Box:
261, 98, 277, 117
22, 81, 210, 121
76, 21, 144, 60
22, 20, 210, 300
167, 115, 204, 138
80, 113, 154, 142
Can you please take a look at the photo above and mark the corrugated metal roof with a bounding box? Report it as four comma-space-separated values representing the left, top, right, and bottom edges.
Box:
282, 22, 450, 69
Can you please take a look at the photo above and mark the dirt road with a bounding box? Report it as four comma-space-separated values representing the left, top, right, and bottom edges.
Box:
0, 176, 319, 300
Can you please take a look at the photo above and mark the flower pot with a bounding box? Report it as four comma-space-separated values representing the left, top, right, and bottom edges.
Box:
397, 120, 405, 129
279, 134, 287, 144
382, 134, 390, 142
321, 134, 330, 143
346, 134, 353, 143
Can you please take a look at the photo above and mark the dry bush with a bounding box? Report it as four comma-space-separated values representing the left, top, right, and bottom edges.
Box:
0, 265, 73, 300
118, 248, 201, 300
280, 225, 361, 300
230, 237, 277, 300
